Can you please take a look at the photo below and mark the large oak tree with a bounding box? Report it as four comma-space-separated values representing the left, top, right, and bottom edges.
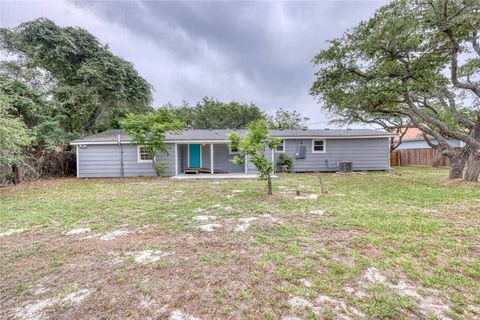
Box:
311, 0, 480, 181
0, 18, 153, 137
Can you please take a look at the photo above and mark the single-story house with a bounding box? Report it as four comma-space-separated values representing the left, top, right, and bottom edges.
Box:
70, 128, 393, 178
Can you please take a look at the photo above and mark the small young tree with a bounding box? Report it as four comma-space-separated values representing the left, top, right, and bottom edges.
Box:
120, 109, 184, 175
229, 119, 280, 195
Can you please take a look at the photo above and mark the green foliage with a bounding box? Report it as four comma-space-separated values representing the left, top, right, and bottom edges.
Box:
120, 109, 184, 159
161, 97, 265, 129
266, 108, 309, 130
0, 93, 32, 166
154, 161, 169, 177
310, 1, 447, 118
163, 99, 310, 131
277, 153, 293, 171
0, 18, 153, 136
229, 119, 280, 194
0, 72, 66, 150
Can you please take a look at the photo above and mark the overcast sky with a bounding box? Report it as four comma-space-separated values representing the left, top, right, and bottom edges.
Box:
0, 0, 387, 128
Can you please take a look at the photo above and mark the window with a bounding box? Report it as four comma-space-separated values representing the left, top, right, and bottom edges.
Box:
312, 140, 326, 153
229, 145, 240, 155
275, 139, 285, 152
138, 146, 154, 162
229, 146, 240, 154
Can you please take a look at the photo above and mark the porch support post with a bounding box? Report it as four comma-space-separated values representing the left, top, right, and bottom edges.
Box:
174, 143, 178, 175
271, 148, 275, 173
244, 154, 248, 174
210, 143, 214, 174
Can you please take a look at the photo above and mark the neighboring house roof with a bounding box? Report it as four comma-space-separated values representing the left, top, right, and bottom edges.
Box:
394, 127, 430, 142
71, 128, 392, 145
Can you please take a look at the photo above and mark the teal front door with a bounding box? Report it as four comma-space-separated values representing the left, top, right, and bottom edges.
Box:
189, 144, 201, 168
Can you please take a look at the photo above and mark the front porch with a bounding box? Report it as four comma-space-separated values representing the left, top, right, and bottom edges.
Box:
173, 142, 250, 176
171, 173, 259, 180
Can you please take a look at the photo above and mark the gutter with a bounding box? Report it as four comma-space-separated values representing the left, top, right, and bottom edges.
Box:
70, 135, 395, 145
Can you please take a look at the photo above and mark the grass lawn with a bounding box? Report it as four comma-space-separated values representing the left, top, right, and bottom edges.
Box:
0, 167, 479, 319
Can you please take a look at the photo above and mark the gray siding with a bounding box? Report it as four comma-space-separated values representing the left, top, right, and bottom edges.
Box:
77, 138, 389, 178
203, 144, 244, 173
155, 144, 176, 176
78, 144, 156, 178
266, 138, 389, 172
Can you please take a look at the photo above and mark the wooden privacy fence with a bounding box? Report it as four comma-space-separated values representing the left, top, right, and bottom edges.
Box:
390, 147, 462, 167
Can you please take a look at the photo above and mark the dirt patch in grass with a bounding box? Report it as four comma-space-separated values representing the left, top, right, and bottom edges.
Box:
0, 226, 291, 319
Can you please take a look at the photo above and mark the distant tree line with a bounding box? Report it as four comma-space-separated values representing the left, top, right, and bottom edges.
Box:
158, 97, 309, 130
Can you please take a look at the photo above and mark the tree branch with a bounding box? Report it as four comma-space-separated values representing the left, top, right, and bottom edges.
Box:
440, 87, 475, 128
403, 86, 480, 150
445, 28, 480, 97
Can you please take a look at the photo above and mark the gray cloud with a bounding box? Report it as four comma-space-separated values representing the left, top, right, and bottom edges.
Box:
1, 0, 387, 127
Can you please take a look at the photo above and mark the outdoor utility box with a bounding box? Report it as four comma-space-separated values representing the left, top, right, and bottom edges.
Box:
338, 161, 353, 173
295, 145, 306, 159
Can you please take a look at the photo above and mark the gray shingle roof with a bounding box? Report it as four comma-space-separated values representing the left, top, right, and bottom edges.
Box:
71, 128, 392, 144
71, 129, 132, 144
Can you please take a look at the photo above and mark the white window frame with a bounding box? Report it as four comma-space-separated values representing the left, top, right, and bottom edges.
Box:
228, 145, 241, 155
137, 145, 155, 163
275, 139, 286, 152
311, 139, 326, 153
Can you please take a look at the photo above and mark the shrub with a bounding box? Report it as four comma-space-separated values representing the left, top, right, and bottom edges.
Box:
277, 153, 293, 172
154, 161, 169, 177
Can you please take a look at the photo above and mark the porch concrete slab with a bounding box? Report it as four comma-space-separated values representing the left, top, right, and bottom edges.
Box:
171, 173, 274, 180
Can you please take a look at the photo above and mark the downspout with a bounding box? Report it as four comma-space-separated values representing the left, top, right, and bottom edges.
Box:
118, 134, 124, 178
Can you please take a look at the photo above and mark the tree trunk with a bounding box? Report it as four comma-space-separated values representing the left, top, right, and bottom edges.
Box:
449, 161, 464, 179
318, 172, 328, 194
432, 147, 443, 168
448, 147, 469, 179
465, 152, 480, 182
12, 164, 22, 185
267, 176, 273, 195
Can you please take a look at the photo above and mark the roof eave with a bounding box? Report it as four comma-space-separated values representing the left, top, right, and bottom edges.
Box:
71, 134, 393, 145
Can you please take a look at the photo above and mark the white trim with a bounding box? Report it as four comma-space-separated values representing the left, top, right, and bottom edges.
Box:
168, 136, 393, 143
388, 138, 391, 170
171, 140, 230, 144
275, 139, 286, 152
137, 145, 154, 163
228, 146, 241, 155
280, 135, 393, 140
210, 143, 214, 174
271, 148, 275, 163
76, 145, 80, 178
187, 144, 202, 168
70, 141, 126, 145
70, 135, 393, 145
174, 143, 178, 175
311, 139, 326, 153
